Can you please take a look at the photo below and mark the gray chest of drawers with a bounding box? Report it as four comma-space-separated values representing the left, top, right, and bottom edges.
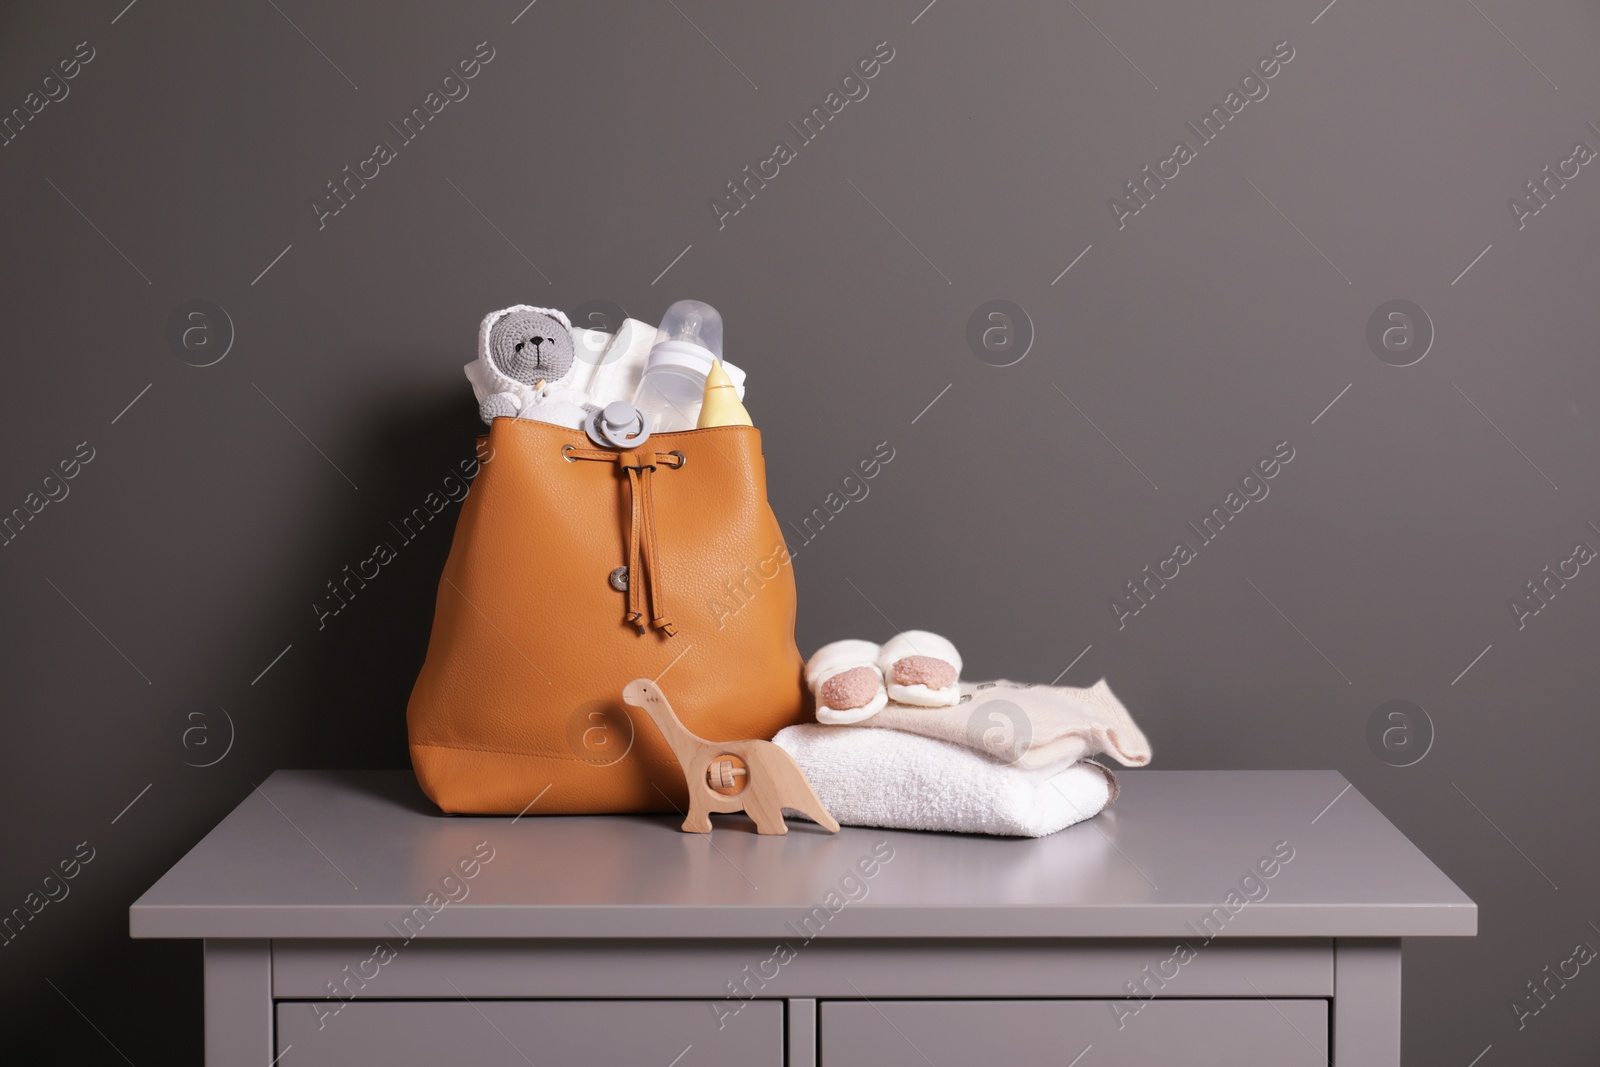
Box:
131, 769, 1474, 1066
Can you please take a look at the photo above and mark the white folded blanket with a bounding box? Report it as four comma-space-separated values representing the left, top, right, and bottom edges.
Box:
867, 678, 1151, 771
773, 724, 1118, 838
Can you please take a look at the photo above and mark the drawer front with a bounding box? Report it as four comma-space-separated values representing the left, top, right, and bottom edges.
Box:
277, 999, 781, 1067
821, 999, 1327, 1066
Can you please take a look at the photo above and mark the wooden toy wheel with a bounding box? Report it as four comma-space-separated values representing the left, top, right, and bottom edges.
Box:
707, 754, 749, 796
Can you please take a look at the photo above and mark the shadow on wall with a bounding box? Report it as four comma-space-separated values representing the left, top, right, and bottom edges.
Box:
2, 370, 484, 1063
281, 377, 486, 770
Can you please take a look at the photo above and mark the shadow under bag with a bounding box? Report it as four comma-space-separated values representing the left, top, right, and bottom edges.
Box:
407, 417, 808, 814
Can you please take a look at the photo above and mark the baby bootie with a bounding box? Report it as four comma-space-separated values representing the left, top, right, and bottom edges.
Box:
806, 639, 887, 724
878, 630, 962, 707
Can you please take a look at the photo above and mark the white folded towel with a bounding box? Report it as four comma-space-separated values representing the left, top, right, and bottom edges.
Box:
773, 724, 1117, 838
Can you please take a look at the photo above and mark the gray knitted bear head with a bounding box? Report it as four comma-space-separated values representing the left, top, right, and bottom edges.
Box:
488, 308, 575, 386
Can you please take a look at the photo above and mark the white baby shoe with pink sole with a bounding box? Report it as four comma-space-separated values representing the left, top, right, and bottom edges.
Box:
805, 639, 887, 725
878, 630, 963, 708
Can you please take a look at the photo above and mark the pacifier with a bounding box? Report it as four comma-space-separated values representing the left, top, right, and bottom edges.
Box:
585, 401, 652, 449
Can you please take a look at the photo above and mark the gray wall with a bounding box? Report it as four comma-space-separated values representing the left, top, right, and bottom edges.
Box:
2, 0, 1597, 1061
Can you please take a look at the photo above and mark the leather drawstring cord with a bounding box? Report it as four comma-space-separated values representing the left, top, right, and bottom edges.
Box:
564, 444, 684, 636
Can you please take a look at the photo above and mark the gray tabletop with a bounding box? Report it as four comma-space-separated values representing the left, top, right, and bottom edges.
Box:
129, 769, 1474, 941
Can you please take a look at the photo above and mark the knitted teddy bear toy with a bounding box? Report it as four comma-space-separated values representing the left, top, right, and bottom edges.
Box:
469, 305, 595, 428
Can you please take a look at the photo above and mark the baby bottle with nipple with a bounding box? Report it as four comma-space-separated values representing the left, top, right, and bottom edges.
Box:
632, 300, 723, 433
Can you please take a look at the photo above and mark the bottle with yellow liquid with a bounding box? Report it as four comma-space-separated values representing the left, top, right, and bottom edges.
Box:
697, 359, 753, 428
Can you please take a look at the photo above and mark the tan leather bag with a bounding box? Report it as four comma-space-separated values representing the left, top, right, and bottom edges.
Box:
407, 417, 808, 814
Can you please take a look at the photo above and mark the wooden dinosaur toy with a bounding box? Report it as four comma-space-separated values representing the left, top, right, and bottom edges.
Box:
622, 678, 840, 835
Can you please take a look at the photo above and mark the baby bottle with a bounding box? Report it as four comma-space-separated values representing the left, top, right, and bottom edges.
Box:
632, 300, 723, 432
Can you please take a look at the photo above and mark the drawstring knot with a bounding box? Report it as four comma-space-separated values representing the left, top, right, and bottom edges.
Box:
565, 444, 683, 636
